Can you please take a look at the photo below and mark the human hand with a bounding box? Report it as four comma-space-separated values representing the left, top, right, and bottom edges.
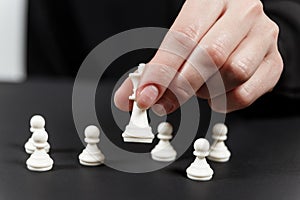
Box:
114, 0, 283, 114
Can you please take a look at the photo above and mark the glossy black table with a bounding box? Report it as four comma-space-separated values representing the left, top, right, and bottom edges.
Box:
0, 79, 300, 200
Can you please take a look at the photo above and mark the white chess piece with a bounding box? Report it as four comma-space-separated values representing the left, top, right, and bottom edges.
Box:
122, 63, 154, 143
208, 123, 231, 162
151, 122, 177, 162
186, 138, 214, 181
26, 130, 54, 172
24, 115, 50, 154
79, 125, 105, 166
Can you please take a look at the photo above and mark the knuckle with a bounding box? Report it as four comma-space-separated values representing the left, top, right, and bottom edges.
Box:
265, 52, 284, 76
220, 0, 227, 9
240, 0, 264, 21
213, 0, 227, 13
233, 86, 254, 108
247, 0, 264, 16
143, 63, 177, 87
177, 24, 201, 43
274, 53, 284, 76
157, 65, 176, 85
208, 99, 228, 113
174, 85, 193, 103
157, 64, 172, 74
227, 58, 253, 84
169, 76, 194, 103
270, 22, 280, 39
278, 56, 284, 72
205, 41, 227, 67
164, 29, 197, 56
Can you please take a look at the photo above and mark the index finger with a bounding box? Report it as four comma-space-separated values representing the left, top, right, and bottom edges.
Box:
136, 0, 226, 109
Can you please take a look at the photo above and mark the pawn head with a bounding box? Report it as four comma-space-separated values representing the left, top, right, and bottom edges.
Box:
32, 130, 48, 148
30, 115, 45, 129
157, 122, 173, 136
212, 123, 228, 139
194, 138, 210, 152
85, 125, 100, 138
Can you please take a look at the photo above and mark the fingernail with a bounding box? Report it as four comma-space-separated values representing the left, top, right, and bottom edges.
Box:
137, 85, 159, 109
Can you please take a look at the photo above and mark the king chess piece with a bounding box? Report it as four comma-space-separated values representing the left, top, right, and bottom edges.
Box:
122, 63, 154, 143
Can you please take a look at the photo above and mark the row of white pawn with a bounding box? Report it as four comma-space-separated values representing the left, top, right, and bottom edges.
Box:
24, 115, 230, 181
150, 122, 231, 181
24, 115, 105, 171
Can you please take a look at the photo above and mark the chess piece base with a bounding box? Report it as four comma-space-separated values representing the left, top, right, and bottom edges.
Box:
208, 149, 231, 163
26, 154, 54, 172
123, 137, 153, 143
151, 154, 176, 162
187, 174, 213, 181
186, 162, 214, 181
79, 160, 103, 166
27, 165, 53, 172
122, 125, 154, 143
78, 150, 105, 166
151, 144, 177, 162
207, 155, 230, 162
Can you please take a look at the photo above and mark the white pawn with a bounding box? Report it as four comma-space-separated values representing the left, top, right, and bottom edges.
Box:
186, 138, 214, 181
24, 115, 50, 154
79, 125, 105, 166
208, 123, 231, 162
151, 122, 177, 162
26, 130, 54, 172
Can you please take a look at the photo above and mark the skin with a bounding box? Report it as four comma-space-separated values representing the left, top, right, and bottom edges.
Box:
114, 0, 283, 115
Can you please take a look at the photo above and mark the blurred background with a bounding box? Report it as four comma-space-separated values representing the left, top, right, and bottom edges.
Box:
0, 0, 300, 116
